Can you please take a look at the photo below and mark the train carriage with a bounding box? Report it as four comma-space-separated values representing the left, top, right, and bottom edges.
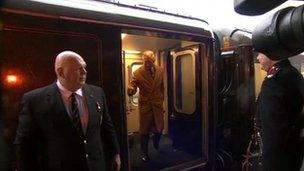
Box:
0, 0, 217, 170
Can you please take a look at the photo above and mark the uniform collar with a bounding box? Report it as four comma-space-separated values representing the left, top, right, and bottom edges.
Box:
267, 65, 279, 78
266, 59, 290, 78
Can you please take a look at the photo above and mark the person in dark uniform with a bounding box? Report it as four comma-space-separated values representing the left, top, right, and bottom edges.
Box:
256, 52, 304, 171
14, 51, 121, 171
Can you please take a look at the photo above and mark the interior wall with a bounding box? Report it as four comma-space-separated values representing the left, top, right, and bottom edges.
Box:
181, 41, 198, 48
122, 34, 180, 53
123, 53, 141, 133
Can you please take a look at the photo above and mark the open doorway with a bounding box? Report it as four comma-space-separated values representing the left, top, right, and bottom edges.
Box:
121, 33, 206, 170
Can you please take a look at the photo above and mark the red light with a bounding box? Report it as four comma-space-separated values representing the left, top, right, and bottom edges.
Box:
2, 69, 24, 88
6, 75, 18, 84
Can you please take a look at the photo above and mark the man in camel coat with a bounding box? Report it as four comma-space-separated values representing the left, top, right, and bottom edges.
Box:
127, 50, 164, 162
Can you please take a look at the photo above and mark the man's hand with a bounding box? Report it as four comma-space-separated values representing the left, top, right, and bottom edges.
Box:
127, 87, 136, 96
112, 154, 121, 171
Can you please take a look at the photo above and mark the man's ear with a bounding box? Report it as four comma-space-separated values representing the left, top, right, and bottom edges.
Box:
57, 67, 65, 79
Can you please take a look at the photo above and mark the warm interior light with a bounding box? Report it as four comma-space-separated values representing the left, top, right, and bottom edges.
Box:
6, 74, 18, 84
121, 33, 127, 40
124, 50, 141, 54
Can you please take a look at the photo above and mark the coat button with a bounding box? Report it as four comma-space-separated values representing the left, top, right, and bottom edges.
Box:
84, 140, 87, 144
86, 154, 89, 158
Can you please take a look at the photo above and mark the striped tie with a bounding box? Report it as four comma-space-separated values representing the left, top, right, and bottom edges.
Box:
70, 93, 84, 138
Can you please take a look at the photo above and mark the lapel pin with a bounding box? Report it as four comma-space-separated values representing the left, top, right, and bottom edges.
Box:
96, 101, 101, 110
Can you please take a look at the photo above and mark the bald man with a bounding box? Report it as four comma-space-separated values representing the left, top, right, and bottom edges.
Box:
127, 50, 164, 162
14, 51, 121, 171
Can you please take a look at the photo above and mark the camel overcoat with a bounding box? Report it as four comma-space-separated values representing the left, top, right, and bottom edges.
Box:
128, 65, 164, 134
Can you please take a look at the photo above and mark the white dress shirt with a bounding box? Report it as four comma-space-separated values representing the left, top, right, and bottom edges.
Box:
56, 80, 89, 134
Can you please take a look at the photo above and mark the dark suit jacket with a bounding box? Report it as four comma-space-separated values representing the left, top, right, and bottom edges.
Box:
14, 83, 120, 171
256, 60, 304, 171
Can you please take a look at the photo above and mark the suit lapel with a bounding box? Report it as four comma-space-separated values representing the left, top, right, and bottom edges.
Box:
82, 85, 98, 137
47, 83, 76, 132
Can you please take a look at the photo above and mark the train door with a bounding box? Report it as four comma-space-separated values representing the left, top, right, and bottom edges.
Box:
122, 51, 142, 134
167, 44, 203, 156
121, 33, 210, 170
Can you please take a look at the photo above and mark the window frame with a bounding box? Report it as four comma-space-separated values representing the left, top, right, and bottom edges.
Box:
172, 50, 196, 115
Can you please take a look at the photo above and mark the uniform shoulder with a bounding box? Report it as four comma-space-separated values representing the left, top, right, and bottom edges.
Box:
277, 65, 303, 82
274, 64, 303, 91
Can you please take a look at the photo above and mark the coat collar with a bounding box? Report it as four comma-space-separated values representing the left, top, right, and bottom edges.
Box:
56, 80, 83, 98
138, 65, 162, 81
139, 66, 154, 81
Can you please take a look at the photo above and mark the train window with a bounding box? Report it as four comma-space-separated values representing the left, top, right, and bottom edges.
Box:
129, 62, 142, 105
173, 50, 196, 114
